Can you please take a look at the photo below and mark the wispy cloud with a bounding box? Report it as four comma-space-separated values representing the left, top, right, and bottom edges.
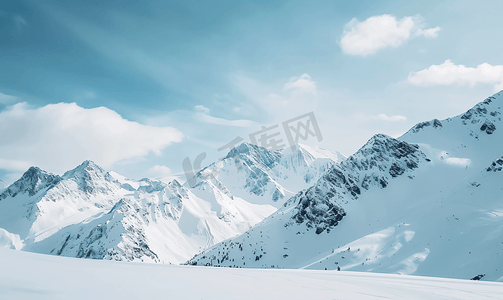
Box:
231, 73, 319, 123
193, 105, 257, 127
13, 15, 27, 30
0, 11, 28, 31
408, 59, 503, 91
147, 165, 180, 183
46, 9, 180, 91
377, 114, 407, 121
340, 14, 440, 56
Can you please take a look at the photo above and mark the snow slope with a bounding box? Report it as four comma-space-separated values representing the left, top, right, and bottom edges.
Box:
187, 92, 503, 281
1, 248, 502, 300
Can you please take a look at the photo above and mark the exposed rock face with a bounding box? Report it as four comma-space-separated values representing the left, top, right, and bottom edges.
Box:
459, 95, 500, 136
480, 121, 496, 134
0, 167, 61, 200
460, 96, 500, 129
486, 156, 503, 172
284, 134, 428, 235
403, 94, 502, 141
409, 119, 443, 133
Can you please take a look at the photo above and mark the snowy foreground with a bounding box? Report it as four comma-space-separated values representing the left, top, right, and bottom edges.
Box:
1, 248, 502, 300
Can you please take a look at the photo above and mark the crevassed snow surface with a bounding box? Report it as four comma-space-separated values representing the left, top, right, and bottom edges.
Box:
0, 248, 502, 300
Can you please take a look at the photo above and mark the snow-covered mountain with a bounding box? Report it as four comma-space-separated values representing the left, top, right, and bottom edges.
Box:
186, 92, 503, 281
191, 143, 345, 207
0, 144, 342, 263
0, 161, 274, 263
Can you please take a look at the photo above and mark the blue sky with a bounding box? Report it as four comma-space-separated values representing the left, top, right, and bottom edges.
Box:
1, 0, 503, 183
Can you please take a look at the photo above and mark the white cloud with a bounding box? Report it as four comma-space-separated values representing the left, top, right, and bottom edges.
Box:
231, 73, 319, 121
256, 73, 318, 117
148, 165, 182, 183
284, 73, 317, 94
194, 105, 210, 114
377, 114, 407, 121
196, 114, 257, 127
148, 165, 172, 175
0, 102, 183, 174
416, 26, 440, 38
408, 60, 503, 91
193, 104, 257, 127
340, 14, 440, 56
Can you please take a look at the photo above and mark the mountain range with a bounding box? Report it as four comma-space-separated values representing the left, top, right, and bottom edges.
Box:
0, 143, 341, 264
186, 92, 503, 281
1, 92, 502, 281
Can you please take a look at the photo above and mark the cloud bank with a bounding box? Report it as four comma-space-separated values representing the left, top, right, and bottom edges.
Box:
340, 14, 440, 56
408, 60, 503, 91
0, 102, 183, 174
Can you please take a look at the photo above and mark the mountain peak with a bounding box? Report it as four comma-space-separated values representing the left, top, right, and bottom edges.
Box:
137, 178, 167, 193
169, 179, 182, 188
63, 160, 105, 179
371, 133, 419, 150
80, 160, 96, 167
356, 134, 396, 153
225, 142, 264, 158
459, 92, 502, 121
62, 160, 119, 194
347, 133, 426, 179
360, 133, 419, 152
77, 160, 101, 171
0, 166, 61, 200
403, 91, 503, 138
24, 166, 42, 176
224, 142, 281, 169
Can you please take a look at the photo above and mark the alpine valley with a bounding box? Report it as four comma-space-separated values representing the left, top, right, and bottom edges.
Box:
1, 92, 503, 283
